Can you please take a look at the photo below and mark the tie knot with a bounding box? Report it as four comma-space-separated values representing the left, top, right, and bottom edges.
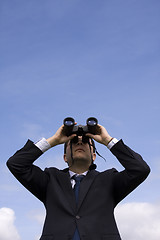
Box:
73, 175, 84, 183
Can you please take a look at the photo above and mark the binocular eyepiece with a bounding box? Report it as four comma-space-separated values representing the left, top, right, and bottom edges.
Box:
63, 117, 98, 137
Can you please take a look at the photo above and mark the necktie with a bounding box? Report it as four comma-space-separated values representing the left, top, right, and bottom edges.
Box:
72, 175, 84, 240
73, 175, 84, 203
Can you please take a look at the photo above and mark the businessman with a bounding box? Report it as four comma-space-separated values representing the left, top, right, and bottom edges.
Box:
7, 121, 150, 240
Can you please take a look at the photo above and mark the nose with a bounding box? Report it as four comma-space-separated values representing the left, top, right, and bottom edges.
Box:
76, 136, 83, 145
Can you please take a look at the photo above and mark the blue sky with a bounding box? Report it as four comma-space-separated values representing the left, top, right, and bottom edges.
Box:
0, 0, 160, 239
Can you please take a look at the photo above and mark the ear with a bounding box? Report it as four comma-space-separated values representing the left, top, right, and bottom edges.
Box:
92, 153, 96, 161
63, 154, 68, 163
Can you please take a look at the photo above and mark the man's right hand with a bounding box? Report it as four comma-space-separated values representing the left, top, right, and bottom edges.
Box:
46, 125, 76, 147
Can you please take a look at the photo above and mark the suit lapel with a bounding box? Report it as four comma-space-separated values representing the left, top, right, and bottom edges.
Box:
56, 169, 76, 213
77, 170, 99, 211
56, 169, 99, 213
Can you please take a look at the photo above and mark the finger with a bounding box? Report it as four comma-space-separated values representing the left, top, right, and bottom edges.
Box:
86, 133, 95, 139
68, 134, 77, 141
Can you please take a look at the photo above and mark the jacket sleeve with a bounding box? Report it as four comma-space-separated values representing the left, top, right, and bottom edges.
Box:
110, 140, 150, 204
6, 140, 49, 202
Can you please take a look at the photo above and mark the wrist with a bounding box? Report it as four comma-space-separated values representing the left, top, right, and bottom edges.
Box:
103, 136, 113, 146
47, 136, 59, 147
107, 138, 119, 150
35, 138, 51, 152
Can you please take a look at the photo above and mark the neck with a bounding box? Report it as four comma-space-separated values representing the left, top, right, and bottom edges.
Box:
69, 166, 89, 174
69, 160, 90, 174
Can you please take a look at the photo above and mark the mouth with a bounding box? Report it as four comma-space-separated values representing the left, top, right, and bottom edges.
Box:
75, 148, 85, 152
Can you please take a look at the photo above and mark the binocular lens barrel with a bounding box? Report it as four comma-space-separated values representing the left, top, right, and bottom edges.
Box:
87, 117, 98, 126
64, 117, 75, 126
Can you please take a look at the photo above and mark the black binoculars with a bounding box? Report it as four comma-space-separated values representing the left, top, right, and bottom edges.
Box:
63, 117, 99, 137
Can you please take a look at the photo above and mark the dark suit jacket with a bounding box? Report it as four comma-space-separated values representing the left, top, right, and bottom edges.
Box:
7, 139, 150, 240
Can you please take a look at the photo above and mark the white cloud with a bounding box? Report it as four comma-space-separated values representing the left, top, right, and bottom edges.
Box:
0, 208, 20, 240
115, 202, 160, 240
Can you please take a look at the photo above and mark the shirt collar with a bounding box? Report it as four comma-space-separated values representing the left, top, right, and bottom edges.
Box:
69, 170, 88, 178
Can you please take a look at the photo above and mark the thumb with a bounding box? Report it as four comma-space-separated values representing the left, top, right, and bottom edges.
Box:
68, 134, 77, 141
86, 133, 95, 139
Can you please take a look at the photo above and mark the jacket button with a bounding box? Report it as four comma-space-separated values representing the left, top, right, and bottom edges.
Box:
76, 215, 80, 219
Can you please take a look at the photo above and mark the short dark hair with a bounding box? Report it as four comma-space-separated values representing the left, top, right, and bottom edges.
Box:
64, 138, 96, 154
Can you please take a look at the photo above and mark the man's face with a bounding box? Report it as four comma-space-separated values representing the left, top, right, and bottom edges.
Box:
63, 136, 96, 167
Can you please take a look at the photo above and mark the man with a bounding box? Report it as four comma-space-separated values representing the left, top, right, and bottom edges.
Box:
7, 122, 150, 240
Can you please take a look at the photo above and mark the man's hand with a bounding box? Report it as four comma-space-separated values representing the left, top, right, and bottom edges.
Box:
46, 125, 76, 147
86, 124, 113, 146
